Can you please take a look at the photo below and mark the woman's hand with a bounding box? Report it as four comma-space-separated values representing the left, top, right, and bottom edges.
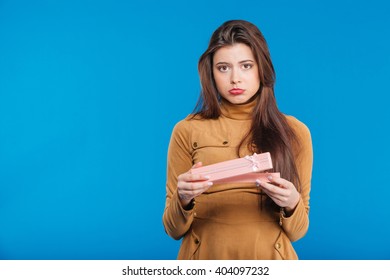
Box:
177, 162, 213, 208
256, 175, 300, 215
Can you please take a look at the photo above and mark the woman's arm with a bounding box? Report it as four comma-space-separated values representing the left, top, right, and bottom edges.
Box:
162, 120, 211, 240
280, 117, 313, 241
256, 117, 313, 241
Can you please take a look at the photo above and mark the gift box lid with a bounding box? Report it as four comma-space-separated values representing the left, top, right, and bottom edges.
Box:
190, 152, 273, 182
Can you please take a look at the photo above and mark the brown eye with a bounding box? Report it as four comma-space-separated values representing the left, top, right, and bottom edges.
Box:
242, 63, 253, 69
217, 65, 229, 72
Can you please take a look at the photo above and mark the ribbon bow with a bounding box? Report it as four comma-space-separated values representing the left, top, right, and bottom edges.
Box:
244, 153, 260, 172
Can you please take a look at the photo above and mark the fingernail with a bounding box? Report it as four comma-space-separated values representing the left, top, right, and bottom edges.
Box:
207, 182, 213, 186
205, 175, 210, 179
255, 180, 261, 187
267, 175, 273, 180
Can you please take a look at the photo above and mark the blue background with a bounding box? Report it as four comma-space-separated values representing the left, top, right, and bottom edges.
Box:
0, 0, 389, 260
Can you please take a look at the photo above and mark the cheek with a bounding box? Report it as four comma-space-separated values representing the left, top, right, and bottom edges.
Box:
249, 73, 260, 89
213, 73, 228, 91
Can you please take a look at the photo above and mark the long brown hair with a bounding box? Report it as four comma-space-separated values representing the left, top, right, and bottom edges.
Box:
193, 20, 301, 190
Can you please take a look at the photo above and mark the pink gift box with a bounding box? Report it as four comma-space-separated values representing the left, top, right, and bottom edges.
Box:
190, 152, 274, 183
214, 172, 280, 184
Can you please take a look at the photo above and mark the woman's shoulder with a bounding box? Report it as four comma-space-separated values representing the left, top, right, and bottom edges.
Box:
285, 115, 311, 138
171, 114, 198, 133
171, 114, 215, 139
174, 113, 207, 127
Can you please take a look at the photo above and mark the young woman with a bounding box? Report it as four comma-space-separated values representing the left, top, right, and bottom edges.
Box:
163, 20, 313, 259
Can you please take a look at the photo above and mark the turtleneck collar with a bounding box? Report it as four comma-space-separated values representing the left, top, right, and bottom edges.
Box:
220, 97, 257, 120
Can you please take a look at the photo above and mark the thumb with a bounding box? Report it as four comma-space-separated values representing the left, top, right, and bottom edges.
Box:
192, 162, 203, 169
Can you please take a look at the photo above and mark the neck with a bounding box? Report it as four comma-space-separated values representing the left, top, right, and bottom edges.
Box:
220, 97, 257, 120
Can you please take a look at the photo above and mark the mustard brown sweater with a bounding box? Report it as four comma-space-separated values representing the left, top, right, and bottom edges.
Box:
163, 98, 313, 259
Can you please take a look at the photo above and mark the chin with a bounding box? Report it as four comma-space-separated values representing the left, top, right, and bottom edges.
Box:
228, 97, 251, 104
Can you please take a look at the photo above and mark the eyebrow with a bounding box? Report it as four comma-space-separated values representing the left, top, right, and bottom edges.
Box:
215, 59, 255, 65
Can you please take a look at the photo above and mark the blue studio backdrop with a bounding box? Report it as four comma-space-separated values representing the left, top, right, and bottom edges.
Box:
1, 0, 389, 259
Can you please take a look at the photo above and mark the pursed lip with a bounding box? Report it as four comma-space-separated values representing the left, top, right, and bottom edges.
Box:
229, 88, 245, 95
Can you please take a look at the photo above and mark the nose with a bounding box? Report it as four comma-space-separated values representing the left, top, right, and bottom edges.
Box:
230, 68, 241, 86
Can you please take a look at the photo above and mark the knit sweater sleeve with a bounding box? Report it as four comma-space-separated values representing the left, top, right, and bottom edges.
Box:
281, 117, 313, 242
162, 119, 194, 240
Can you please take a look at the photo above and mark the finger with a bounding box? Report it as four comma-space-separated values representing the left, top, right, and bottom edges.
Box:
266, 175, 292, 189
260, 186, 285, 201
259, 190, 285, 207
179, 181, 213, 200
259, 187, 289, 207
178, 172, 210, 183
180, 180, 213, 192
192, 162, 203, 169
256, 180, 284, 195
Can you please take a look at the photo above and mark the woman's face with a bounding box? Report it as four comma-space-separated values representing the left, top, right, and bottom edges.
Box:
213, 43, 260, 104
